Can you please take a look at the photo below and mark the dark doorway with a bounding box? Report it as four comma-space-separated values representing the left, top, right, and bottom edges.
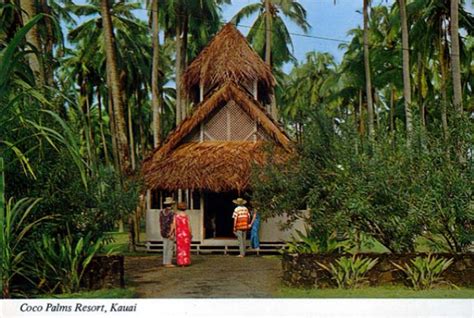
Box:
204, 191, 239, 238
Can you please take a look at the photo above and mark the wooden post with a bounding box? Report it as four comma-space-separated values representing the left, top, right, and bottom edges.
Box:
253, 80, 258, 100
199, 83, 204, 102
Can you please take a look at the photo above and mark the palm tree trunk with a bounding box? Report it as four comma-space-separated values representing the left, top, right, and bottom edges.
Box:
363, 0, 375, 139
265, 0, 272, 65
39, 0, 54, 87
107, 88, 120, 171
97, 88, 110, 166
439, 27, 449, 141
450, 0, 463, 115
416, 53, 426, 127
100, 0, 130, 175
128, 100, 136, 171
265, 0, 278, 120
175, 16, 183, 125
180, 14, 189, 121
399, 0, 413, 144
151, 0, 161, 147
19, 0, 45, 86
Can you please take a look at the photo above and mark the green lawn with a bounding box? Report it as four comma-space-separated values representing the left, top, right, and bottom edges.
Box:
101, 231, 149, 256
276, 285, 474, 298
38, 288, 137, 299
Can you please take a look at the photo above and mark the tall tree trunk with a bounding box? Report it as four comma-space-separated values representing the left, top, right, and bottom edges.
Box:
175, 15, 183, 125
128, 99, 136, 171
363, 0, 375, 139
107, 87, 120, 171
265, 0, 278, 120
416, 53, 426, 127
450, 0, 463, 115
399, 0, 413, 144
151, 0, 161, 147
180, 14, 189, 121
264, 0, 272, 65
39, 0, 54, 87
439, 24, 450, 141
97, 88, 110, 166
389, 86, 395, 133
19, 0, 45, 86
100, 0, 130, 175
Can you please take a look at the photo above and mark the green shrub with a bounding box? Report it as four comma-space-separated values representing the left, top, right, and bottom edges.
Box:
317, 255, 379, 289
391, 255, 454, 290
30, 233, 105, 294
0, 197, 48, 298
285, 229, 353, 254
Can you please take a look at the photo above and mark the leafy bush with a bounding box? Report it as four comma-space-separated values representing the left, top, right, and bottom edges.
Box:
252, 111, 473, 253
391, 255, 454, 290
30, 233, 105, 294
0, 197, 49, 298
285, 229, 353, 254
317, 256, 379, 289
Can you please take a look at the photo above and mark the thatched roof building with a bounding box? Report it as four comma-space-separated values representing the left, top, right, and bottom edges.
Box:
183, 23, 275, 105
143, 24, 291, 193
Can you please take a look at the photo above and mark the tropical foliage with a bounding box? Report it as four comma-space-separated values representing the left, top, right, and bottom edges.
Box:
391, 255, 455, 290
317, 256, 379, 289
0, 0, 472, 297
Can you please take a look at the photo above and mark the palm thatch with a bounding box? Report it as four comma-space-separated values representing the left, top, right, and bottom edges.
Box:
182, 23, 275, 99
151, 82, 291, 159
143, 141, 287, 192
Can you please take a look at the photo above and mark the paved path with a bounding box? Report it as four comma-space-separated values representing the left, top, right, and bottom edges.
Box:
125, 255, 282, 298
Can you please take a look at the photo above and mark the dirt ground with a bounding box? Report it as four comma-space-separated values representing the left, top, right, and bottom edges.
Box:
125, 254, 282, 298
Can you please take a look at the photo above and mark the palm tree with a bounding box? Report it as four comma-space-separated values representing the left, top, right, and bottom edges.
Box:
159, 0, 225, 125
19, 0, 45, 85
398, 0, 413, 143
99, 0, 130, 175
232, 0, 310, 67
363, 0, 375, 139
450, 0, 463, 115
151, 0, 161, 147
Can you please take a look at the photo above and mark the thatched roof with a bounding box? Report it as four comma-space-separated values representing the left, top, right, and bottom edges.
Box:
152, 82, 291, 158
182, 23, 275, 98
142, 83, 292, 192
143, 141, 286, 192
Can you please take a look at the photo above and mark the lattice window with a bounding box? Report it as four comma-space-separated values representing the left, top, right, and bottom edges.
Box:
204, 103, 228, 140
228, 100, 255, 141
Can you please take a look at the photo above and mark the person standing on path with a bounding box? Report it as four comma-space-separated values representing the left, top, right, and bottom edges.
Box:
160, 197, 176, 268
232, 198, 250, 257
175, 202, 192, 266
250, 209, 261, 255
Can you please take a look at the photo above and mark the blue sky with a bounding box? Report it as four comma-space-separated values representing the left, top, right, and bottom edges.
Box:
74, 0, 474, 66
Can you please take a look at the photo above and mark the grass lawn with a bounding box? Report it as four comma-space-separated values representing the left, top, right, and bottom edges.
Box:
101, 231, 149, 256
276, 285, 474, 298
37, 288, 137, 299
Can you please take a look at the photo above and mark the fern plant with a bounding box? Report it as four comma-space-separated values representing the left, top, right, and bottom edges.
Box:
391, 255, 454, 290
317, 256, 379, 289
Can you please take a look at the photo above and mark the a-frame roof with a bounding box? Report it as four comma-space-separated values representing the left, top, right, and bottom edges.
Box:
142, 83, 292, 191
182, 23, 275, 98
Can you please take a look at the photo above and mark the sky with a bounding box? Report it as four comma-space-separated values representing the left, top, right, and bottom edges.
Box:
74, 0, 474, 67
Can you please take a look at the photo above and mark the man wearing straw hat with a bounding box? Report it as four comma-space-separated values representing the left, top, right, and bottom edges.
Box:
160, 197, 176, 267
232, 198, 251, 257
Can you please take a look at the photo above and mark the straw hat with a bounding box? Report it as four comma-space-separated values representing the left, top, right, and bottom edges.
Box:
163, 197, 175, 205
232, 198, 247, 205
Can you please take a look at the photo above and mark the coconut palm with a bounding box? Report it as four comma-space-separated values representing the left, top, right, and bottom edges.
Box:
232, 0, 310, 68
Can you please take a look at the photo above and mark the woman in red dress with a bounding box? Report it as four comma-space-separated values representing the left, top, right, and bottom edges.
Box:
175, 202, 192, 266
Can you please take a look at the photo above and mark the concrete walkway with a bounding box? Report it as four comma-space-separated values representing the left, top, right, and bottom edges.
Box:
125, 254, 282, 298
